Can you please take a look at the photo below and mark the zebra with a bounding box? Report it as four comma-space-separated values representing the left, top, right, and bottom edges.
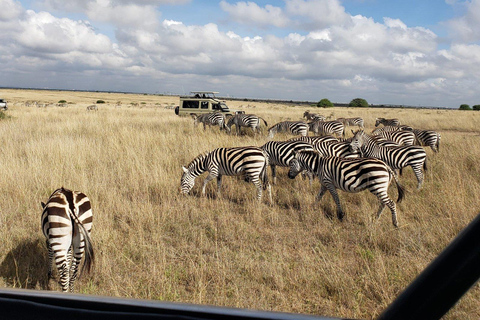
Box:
288, 135, 339, 146
349, 130, 428, 189
181, 147, 272, 202
191, 112, 230, 133
41, 187, 94, 292
313, 140, 360, 159
336, 117, 364, 129
303, 111, 325, 121
226, 113, 268, 135
86, 105, 98, 111
308, 120, 345, 138
267, 121, 308, 139
260, 140, 315, 184
412, 129, 441, 152
371, 125, 413, 134
373, 130, 416, 146
288, 151, 405, 227
375, 118, 401, 127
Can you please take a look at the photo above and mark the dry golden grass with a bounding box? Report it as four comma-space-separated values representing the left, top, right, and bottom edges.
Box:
0, 88, 479, 319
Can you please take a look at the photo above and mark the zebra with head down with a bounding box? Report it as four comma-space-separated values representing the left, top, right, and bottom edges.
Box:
226, 113, 268, 136
191, 112, 230, 133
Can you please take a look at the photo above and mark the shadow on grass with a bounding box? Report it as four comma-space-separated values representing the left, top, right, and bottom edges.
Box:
0, 238, 49, 290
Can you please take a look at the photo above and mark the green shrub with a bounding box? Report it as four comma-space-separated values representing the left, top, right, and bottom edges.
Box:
472, 105, 480, 111
349, 98, 369, 108
96, 100, 106, 104
58, 100, 67, 103
459, 104, 471, 110
317, 98, 334, 108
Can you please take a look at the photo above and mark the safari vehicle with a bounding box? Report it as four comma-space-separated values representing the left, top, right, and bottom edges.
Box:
174, 91, 236, 116
0, 98, 7, 110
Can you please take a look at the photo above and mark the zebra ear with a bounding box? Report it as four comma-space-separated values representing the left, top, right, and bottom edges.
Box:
41, 202, 46, 209
182, 166, 188, 173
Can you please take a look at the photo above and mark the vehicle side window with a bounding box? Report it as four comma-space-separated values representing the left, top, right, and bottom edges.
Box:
183, 100, 199, 109
201, 101, 208, 109
213, 103, 220, 110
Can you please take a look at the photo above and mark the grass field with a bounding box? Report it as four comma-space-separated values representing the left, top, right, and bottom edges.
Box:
0, 88, 479, 319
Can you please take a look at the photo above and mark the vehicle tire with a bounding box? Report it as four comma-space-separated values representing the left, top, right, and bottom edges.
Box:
174, 106, 179, 115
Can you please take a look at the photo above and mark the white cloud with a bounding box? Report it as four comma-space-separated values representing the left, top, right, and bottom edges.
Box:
219, 1, 290, 28
446, 0, 480, 42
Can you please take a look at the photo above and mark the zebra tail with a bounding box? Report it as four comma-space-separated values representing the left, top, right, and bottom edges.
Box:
389, 168, 406, 203
69, 213, 95, 275
423, 157, 428, 171
260, 117, 268, 127
436, 133, 441, 152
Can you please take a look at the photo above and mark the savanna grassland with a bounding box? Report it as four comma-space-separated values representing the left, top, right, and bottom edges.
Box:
0, 88, 479, 319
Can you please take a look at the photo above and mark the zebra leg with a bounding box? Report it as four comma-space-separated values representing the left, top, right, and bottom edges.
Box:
69, 232, 84, 293
46, 241, 54, 279
251, 177, 263, 201
216, 175, 223, 198
202, 173, 216, 197
271, 165, 277, 185
316, 185, 328, 202
382, 198, 398, 227
325, 184, 345, 221
411, 164, 424, 189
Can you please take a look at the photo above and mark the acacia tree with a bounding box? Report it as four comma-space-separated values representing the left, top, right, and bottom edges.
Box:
472, 105, 480, 111
349, 98, 369, 108
317, 98, 334, 108
459, 104, 472, 110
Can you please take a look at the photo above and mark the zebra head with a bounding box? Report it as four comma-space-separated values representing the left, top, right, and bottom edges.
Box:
374, 118, 384, 127
180, 166, 196, 194
267, 125, 277, 139
288, 158, 302, 179
349, 130, 367, 153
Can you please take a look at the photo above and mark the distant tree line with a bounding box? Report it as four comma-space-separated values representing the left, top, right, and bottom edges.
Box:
459, 104, 480, 110
316, 98, 369, 108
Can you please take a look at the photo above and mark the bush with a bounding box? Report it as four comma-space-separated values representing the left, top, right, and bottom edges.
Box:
58, 100, 67, 104
459, 104, 471, 110
96, 100, 106, 104
317, 98, 334, 108
472, 105, 480, 111
349, 98, 369, 108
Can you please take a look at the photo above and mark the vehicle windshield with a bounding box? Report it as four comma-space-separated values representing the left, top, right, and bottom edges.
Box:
220, 102, 230, 112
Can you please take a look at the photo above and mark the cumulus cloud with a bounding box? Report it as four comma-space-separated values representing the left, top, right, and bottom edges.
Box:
219, 1, 290, 28
445, 0, 480, 43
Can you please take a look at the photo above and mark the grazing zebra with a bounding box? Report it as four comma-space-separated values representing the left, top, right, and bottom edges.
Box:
288, 151, 405, 227
374, 130, 416, 146
181, 147, 272, 202
375, 118, 401, 127
261, 140, 315, 184
336, 117, 364, 129
349, 130, 427, 189
412, 129, 441, 152
86, 105, 98, 111
192, 112, 230, 132
268, 121, 308, 139
308, 120, 345, 138
371, 125, 413, 134
41, 187, 94, 292
313, 140, 360, 159
226, 113, 268, 135
303, 111, 325, 121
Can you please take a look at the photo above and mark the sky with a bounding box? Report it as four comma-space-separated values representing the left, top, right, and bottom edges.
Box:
1, 0, 480, 108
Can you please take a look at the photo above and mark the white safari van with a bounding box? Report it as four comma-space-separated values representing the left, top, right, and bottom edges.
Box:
175, 91, 236, 116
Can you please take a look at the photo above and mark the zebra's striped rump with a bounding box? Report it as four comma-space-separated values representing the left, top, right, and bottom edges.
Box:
181, 147, 271, 202
41, 187, 94, 292
375, 118, 401, 127
226, 113, 267, 135
288, 151, 404, 227
192, 112, 229, 132
412, 129, 441, 152
308, 120, 345, 138
268, 121, 308, 139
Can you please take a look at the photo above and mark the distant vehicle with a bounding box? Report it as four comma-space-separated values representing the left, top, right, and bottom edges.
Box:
174, 91, 236, 116
0, 99, 7, 110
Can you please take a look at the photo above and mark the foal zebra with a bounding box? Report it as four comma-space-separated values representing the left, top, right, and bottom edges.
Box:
375, 118, 401, 127
336, 117, 364, 129
268, 121, 308, 139
41, 187, 94, 292
226, 113, 268, 135
303, 111, 325, 121
288, 151, 405, 227
192, 112, 229, 132
308, 120, 345, 138
349, 130, 427, 189
181, 147, 272, 202
261, 140, 315, 184
412, 129, 441, 152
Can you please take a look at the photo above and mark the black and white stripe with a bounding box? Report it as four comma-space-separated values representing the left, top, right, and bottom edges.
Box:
181, 147, 271, 202
261, 140, 315, 184
303, 111, 325, 121
288, 135, 339, 145
371, 125, 413, 134
313, 141, 360, 158
192, 112, 229, 132
41, 187, 94, 292
288, 151, 405, 227
374, 130, 416, 146
226, 113, 268, 135
412, 129, 441, 152
308, 120, 345, 138
268, 121, 308, 138
336, 117, 364, 129
349, 130, 427, 189
375, 118, 401, 127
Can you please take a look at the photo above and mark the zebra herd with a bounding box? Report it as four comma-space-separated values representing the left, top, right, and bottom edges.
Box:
181, 112, 441, 229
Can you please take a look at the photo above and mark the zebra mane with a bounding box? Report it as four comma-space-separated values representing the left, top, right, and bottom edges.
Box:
186, 151, 209, 168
